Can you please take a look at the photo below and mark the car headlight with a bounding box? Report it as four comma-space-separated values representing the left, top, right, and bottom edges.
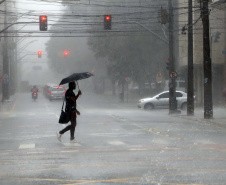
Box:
139, 99, 144, 103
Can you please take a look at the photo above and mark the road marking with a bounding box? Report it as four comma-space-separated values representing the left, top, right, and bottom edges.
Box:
9, 114, 16, 117
27, 113, 36, 116
194, 140, 215, 145
27, 151, 44, 154
63, 142, 81, 147
60, 150, 79, 153
108, 141, 125, 146
129, 148, 147, 151
90, 133, 119, 137
151, 138, 170, 145
19, 144, 35, 149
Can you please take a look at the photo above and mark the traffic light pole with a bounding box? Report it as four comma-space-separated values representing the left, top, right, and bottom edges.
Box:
2, 1, 10, 101
187, 0, 194, 116
132, 1, 178, 114
201, 0, 213, 119
2, 43, 10, 101
168, 0, 179, 114
128, 8, 178, 114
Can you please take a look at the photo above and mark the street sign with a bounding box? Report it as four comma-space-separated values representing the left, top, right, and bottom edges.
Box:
169, 71, 178, 79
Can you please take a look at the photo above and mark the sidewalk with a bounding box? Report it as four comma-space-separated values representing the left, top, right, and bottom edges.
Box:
175, 107, 226, 129
0, 95, 15, 115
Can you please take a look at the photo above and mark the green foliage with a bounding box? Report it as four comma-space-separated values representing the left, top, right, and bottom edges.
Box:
88, 32, 168, 86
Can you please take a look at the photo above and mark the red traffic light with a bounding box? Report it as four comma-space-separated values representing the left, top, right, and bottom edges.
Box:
104, 15, 111, 30
105, 15, 111, 21
64, 50, 69, 56
37, 51, 42, 58
40, 16, 47, 22
39, 15, 47, 31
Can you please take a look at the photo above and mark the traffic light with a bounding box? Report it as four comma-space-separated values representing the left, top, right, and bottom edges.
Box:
37, 51, 42, 58
104, 15, 111, 30
160, 8, 168, 25
39, 15, 47, 31
64, 50, 69, 57
166, 62, 169, 70
166, 58, 170, 70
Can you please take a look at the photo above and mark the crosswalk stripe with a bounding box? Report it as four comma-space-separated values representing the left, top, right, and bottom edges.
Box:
19, 144, 35, 149
63, 142, 81, 147
28, 113, 35, 116
108, 141, 125, 146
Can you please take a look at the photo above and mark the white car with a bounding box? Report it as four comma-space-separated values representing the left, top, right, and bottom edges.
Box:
138, 91, 188, 110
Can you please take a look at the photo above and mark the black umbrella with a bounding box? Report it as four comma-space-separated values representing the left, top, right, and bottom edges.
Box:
59, 72, 94, 86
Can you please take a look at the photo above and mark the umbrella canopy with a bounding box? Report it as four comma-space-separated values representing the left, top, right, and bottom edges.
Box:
59, 72, 94, 85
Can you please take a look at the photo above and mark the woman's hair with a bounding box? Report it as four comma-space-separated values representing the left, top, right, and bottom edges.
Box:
69, 81, 76, 89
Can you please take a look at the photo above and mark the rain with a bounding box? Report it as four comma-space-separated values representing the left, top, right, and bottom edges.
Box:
0, 0, 226, 184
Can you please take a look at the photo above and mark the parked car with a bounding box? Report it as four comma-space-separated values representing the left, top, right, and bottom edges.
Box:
48, 85, 66, 101
138, 91, 190, 110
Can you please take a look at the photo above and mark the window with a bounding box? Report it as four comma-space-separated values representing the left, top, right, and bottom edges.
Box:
51, 87, 64, 92
159, 92, 169, 99
176, 92, 183, 97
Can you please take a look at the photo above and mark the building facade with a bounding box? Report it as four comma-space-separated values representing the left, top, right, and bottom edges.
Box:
178, 0, 226, 106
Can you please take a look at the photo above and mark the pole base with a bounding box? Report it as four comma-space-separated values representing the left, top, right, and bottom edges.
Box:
169, 109, 181, 115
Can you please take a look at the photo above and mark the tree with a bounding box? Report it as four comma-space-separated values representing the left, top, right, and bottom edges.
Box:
88, 31, 168, 95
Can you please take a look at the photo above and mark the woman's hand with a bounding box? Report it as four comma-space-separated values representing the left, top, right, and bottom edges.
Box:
78, 90, 82, 95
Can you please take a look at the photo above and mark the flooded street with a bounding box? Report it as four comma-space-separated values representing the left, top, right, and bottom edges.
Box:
0, 92, 225, 184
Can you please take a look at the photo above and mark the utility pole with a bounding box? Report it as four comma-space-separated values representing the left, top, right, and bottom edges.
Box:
2, 1, 10, 101
187, 0, 194, 115
201, 0, 213, 119
168, 0, 179, 114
